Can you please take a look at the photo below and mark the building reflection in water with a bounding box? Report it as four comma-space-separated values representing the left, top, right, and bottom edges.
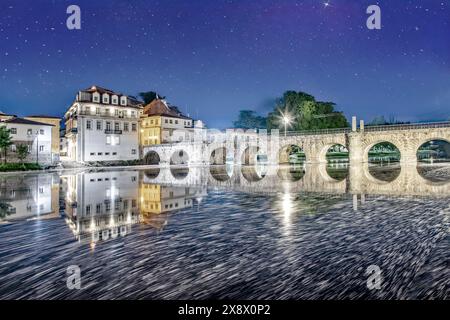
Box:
0, 173, 59, 221
62, 170, 207, 245
2, 161, 450, 245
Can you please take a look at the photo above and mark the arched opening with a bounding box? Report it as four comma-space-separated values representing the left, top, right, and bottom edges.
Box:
417, 139, 450, 164
170, 150, 189, 166
170, 167, 189, 180
368, 142, 401, 165
241, 146, 268, 166
325, 144, 349, 181
210, 147, 228, 165
417, 139, 450, 183
144, 151, 160, 165
367, 142, 401, 182
279, 145, 305, 165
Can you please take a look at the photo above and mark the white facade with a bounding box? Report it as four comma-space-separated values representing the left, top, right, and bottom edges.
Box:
65, 86, 143, 163
2, 119, 54, 165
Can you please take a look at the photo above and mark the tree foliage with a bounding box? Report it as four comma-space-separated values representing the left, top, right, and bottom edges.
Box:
267, 91, 349, 131
16, 144, 29, 164
0, 126, 13, 164
233, 110, 267, 129
139, 91, 165, 105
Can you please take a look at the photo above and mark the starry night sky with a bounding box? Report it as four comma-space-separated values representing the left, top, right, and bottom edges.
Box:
0, 0, 449, 128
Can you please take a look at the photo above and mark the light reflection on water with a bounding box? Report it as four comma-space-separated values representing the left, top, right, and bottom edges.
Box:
0, 163, 449, 299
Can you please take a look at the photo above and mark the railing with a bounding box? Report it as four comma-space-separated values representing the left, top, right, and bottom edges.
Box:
363, 121, 450, 132
104, 129, 122, 134
284, 127, 351, 136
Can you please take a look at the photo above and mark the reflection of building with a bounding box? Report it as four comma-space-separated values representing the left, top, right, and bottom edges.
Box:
1, 117, 55, 165
64, 85, 144, 162
0, 173, 59, 221
140, 98, 194, 145
64, 170, 141, 244
139, 181, 207, 230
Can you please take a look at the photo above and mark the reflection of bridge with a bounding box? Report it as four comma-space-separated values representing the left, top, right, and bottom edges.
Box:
142, 121, 450, 166
142, 163, 450, 198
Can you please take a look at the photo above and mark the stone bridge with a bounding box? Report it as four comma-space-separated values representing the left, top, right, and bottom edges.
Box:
142, 121, 450, 167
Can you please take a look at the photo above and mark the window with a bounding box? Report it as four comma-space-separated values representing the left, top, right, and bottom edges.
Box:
106, 122, 111, 131
96, 204, 101, 214
112, 152, 117, 156
10, 128, 17, 134
96, 107, 100, 115
98, 152, 102, 156
27, 145, 31, 152
90, 152, 95, 156
131, 123, 137, 131
86, 205, 91, 215
93, 95, 99, 102
165, 119, 168, 124
123, 200, 128, 210
132, 199, 137, 208
105, 152, 110, 156
96, 121, 102, 130
131, 111, 135, 117
131, 176, 136, 182
11, 144, 16, 152
131, 149, 136, 155
105, 108, 110, 115
120, 97, 127, 106
27, 129, 33, 135
103, 94, 109, 104
114, 122, 120, 131
175, 120, 178, 124
86, 120, 92, 130
112, 98, 118, 104
85, 106, 91, 114
39, 145, 44, 152
115, 109, 119, 117
123, 123, 129, 131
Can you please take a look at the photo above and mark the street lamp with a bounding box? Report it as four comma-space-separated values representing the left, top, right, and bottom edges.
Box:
280, 110, 292, 137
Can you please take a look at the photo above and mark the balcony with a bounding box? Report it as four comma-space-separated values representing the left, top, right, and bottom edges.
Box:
104, 129, 122, 134
66, 128, 78, 135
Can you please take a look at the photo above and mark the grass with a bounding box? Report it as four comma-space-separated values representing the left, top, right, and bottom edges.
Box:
0, 163, 42, 172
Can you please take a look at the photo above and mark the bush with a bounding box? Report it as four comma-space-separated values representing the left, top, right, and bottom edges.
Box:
0, 163, 42, 172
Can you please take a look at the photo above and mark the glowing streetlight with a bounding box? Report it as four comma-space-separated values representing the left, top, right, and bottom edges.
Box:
280, 111, 292, 137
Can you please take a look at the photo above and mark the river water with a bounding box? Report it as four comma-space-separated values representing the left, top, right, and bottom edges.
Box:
0, 164, 449, 299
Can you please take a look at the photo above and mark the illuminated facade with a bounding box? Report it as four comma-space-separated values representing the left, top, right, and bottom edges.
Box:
64, 85, 144, 162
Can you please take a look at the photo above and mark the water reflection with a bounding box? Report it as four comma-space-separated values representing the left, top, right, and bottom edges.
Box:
0, 173, 59, 221
1, 163, 450, 299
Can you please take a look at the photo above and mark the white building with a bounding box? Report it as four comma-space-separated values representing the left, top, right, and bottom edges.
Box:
1, 117, 54, 165
64, 85, 143, 163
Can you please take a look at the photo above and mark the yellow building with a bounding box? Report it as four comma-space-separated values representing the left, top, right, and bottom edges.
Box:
140, 99, 193, 146
24, 116, 61, 161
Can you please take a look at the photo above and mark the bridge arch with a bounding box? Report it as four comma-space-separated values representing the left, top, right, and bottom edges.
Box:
278, 144, 305, 165
416, 138, 450, 163
170, 149, 189, 166
241, 146, 268, 166
364, 140, 401, 164
210, 147, 228, 165
144, 150, 161, 165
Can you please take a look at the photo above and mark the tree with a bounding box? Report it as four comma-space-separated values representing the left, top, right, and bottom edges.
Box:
267, 91, 349, 131
139, 91, 165, 104
0, 202, 12, 220
233, 110, 267, 129
0, 126, 13, 164
16, 144, 29, 166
